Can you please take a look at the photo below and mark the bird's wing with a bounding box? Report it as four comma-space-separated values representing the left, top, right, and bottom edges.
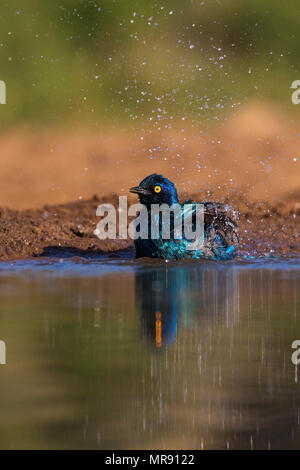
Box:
182, 199, 239, 247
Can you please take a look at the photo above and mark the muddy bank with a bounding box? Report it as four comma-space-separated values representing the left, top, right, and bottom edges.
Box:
0, 102, 299, 260
0, 194, 298, 261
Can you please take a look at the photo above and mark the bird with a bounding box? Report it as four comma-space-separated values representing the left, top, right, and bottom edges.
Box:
129, 173, 238, 260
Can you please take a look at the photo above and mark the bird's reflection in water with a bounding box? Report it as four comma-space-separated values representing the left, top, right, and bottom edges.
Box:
135, 266, 177, 348
135, 264, 240, 349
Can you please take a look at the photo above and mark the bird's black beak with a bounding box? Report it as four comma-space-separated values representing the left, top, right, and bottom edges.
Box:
129, 186, 151, 196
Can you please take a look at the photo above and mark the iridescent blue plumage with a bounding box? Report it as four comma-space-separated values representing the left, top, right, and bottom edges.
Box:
130, 174, 238, 261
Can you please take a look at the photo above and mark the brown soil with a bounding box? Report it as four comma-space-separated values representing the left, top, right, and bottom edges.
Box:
0, 103, 299, 211
0, 193, 298, 261
0, 103, 298, 260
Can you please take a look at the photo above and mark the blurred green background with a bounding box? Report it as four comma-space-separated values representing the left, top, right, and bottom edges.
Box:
0, 0, 299, 128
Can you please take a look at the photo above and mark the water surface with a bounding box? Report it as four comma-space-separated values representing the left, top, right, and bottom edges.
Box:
0, 257, 299, 449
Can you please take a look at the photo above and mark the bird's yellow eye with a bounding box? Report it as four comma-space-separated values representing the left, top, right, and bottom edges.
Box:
154, 185, 161, 193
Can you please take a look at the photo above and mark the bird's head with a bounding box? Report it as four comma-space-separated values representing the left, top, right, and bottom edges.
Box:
130, 174, 179, 206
